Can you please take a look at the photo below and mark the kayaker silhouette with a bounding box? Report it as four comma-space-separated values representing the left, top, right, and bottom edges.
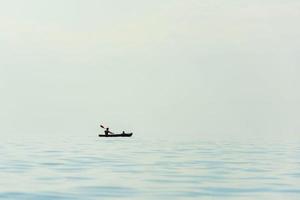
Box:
99, 124, 132, 137
105, 128, 110, 136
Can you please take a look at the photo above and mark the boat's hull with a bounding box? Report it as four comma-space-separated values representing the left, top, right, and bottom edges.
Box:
98, 133, 133, 137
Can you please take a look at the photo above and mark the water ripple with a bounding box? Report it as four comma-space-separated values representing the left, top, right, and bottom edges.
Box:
0, 139, 299, 199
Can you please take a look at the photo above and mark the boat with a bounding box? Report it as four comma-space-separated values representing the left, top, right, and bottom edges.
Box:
98, 133, 133, 137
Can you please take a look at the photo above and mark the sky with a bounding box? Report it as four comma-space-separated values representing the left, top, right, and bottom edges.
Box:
0, 0, 299, 141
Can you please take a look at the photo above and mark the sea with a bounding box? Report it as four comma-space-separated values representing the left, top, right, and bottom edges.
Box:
0, 135, 299, 200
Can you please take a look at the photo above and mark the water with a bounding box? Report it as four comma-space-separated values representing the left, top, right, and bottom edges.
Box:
1, 136, 300, 199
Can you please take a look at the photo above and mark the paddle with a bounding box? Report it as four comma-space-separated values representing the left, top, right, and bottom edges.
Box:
100, 124, 114, 134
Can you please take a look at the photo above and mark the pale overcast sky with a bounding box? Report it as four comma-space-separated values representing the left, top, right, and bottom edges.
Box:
0, 0, 299, 141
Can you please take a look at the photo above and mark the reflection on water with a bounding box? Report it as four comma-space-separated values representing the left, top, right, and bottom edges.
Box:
0, 137, 300, 200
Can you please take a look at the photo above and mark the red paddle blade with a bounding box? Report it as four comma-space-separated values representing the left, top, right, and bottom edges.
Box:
100, 125, 105, 128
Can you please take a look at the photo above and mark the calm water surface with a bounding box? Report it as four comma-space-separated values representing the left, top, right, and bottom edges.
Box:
0, 136, 299, 199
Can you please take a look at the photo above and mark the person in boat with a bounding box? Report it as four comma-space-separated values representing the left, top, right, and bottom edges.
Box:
105, 128, 110, 136
122, 131, 125, 134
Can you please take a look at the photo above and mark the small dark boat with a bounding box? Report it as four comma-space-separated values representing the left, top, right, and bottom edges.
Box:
98, 133, 133, 137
